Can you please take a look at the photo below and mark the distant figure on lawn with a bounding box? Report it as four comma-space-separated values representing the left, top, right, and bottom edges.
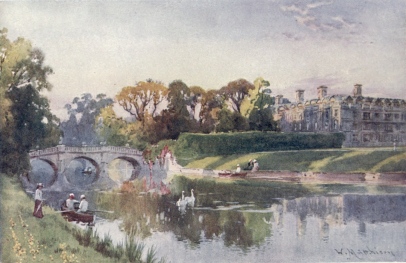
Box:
252, 160, 259, 172
236, 164, 241, 173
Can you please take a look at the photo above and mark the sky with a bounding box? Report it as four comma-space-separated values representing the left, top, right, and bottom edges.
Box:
1, 0, 405, 119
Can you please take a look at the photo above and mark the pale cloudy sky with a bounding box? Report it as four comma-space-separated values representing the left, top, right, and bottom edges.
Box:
1, 0, 405, 119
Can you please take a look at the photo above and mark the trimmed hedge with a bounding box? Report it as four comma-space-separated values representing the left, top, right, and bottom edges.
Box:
173, 132, 345, 161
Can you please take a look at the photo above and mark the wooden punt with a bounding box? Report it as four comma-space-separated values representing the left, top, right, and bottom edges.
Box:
60, 205, 95, 224
218, 172, 248, 178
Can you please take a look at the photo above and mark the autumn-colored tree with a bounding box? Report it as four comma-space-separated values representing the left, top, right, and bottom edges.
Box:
116, 80, 168, 124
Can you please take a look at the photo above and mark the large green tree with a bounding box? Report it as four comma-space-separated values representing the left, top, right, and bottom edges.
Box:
219, 79, 255, 114
61, 93, 113, 146
247, 78, 277, 131
164, 80, 192, 138
0, 28, 60, 174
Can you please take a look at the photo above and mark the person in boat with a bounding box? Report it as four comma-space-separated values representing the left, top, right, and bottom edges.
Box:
77, 194, 88, 213
66, 193, 76, 210
252, 160, 259, 172
33, 183, 44, 218
236, 164, 241, 173
245, 159, 254, 170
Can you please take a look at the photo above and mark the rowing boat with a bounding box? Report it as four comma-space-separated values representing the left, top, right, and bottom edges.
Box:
60, 205, 95, 224
218, 172, 248, 178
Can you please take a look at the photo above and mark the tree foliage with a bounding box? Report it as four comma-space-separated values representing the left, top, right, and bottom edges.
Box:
61, 93, 113, 146
0, 28, 60, 174
219, 79, 255, 113
116, 80, 168, 123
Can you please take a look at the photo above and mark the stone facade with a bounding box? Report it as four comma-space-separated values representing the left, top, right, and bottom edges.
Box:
275, 84, 406, 147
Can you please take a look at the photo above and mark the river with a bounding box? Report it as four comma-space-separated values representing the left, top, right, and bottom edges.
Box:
46, 178, 406, 263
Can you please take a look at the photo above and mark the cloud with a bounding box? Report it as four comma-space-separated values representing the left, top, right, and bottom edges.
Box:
280, 1, 360, 33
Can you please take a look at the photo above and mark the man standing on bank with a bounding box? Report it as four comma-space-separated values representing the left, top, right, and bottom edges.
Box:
33, 183, 44, 218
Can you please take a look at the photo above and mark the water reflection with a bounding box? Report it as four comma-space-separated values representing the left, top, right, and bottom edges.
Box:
65, 180, 406, 262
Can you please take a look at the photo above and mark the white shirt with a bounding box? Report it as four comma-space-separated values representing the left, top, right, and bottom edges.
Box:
236, 167, 241, 173
66, 199, 76, 210
78, 200, 88, 213
34, 189, 42, 200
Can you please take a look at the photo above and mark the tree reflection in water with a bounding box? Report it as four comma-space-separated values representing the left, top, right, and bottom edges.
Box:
94, 176, 314, 248
93, 175, 406, 258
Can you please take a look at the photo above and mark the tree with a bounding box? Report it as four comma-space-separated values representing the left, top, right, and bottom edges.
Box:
0, 28, 59, 174
237, 77, 277, 132
165, 80, 192, 138
219, 79, 255, 113
61, 93, 113, 146
216, 108, 249, 133
95, 106, 128, 146
116, 80, 168, 124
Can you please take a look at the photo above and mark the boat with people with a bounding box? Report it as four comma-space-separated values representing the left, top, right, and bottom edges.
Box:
218, 172, 248, 178
82, 167, 93, 174
60, 201, 95, 225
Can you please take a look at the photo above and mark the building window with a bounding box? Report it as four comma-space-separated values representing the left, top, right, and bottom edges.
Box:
375, 113, 380, 119
334, 109, 338, 117
384, 113, 392, 121
394, 113, 399, 120
363, 112, 371, 120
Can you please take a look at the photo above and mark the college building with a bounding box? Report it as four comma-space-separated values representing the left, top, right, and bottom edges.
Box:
274, 84, 406, 147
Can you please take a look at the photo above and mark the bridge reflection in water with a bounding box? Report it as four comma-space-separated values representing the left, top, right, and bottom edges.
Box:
87, 182, 406, 263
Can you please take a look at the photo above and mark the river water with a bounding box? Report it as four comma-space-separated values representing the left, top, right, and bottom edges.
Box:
47, 179, 406, 263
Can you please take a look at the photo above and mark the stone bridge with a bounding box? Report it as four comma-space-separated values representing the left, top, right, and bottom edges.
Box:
27, 145, 169, 190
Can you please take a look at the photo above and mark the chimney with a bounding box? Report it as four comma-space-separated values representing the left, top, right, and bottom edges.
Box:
275, 95, 283, 105
317, 86, 328, 99
295, 89, 305, 103
353, 84, 362, 97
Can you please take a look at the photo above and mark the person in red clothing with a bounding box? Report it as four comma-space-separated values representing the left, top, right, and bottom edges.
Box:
33, 183, 44, 218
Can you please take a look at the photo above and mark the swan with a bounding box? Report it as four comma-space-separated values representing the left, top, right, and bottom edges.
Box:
184, 189, 195, 207
176, 191, 187, 207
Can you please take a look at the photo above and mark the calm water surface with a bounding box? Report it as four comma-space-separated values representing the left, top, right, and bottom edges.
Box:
51, 180, 406, 263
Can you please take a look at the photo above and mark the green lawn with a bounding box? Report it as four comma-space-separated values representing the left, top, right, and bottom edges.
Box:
184, 148, 406, 173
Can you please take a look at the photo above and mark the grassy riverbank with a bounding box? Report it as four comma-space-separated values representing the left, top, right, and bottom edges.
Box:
0, 175, 165, 263
183, 147, 406, 173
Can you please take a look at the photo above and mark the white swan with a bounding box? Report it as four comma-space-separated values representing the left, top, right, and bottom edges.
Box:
176, 191, 187, 207
184, 189, 195, 207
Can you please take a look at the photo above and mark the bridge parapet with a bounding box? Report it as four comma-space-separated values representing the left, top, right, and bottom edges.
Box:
29, 146, 60, 157
29, 145, 143, 157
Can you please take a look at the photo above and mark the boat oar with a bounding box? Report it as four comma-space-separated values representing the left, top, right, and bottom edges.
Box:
88, 210, 114, 214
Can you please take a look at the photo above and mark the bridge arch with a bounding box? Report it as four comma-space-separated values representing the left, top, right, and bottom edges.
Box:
64, 156, 101, 186
107, 156, 142, 182
29, 158, 58, 187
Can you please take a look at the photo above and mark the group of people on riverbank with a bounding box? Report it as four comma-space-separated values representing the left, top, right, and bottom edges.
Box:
33, 183, 88, 219
235, 159, 259, 173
